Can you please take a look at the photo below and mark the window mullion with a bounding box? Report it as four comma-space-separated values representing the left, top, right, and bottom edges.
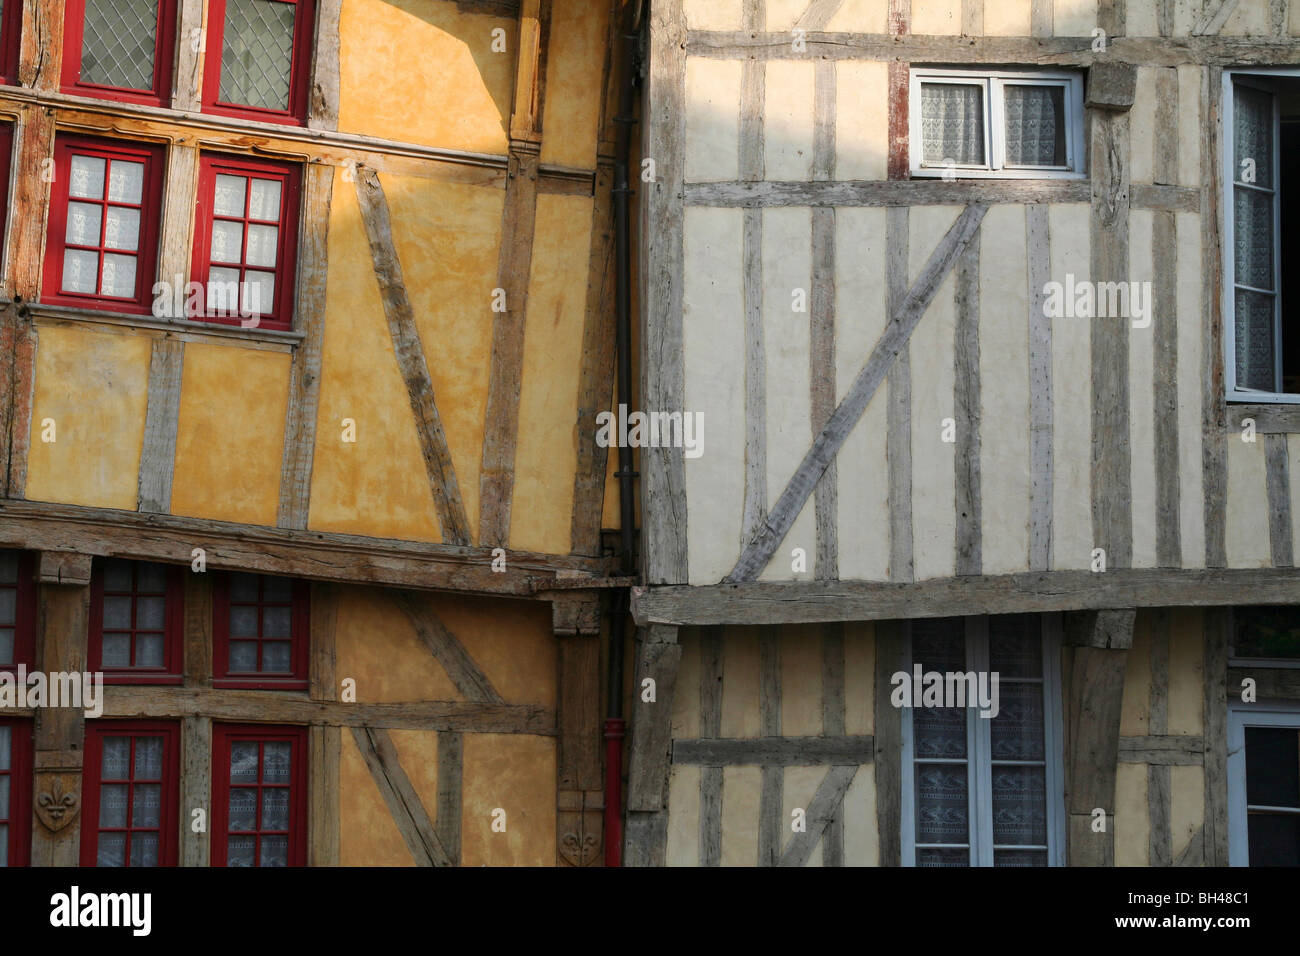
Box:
989, 79, 1003, 171
967, 616, 994, 867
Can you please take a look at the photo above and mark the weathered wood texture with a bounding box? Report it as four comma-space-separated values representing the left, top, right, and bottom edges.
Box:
1153, 67, 1181, 569
1265, 434, 1294, 567
183, 570, 213, 687
278, 164, 335, 530
673, 736, 875, 766
874, 620, 904, 866
350, 726, 454, 866
395, 590, 505, 703
309, 0, 343, 130
19, 0, 63, 89
954, 237, 981, 577
1202, 68, 1228, 568
812, 56, 838, 581
1203, 608, 1229, 865
1227, 404, 1300, 434
699, 625, 723, 867
887, 208, 913, 583
354, 168, 471, 546
172, 0, 204, 111
308, 581, 339, 702
757, 626, 780, 866
308, 724, 341, 866
822, 622, 846, 866
727, 205, 988, 582
137, 338, 185, 513
1027, 204, 1053, 571
778, 766, 857, 867
181, 716, 212, 867
437, 731, 464, 866
1229, 666, 1300, 700
625, 626, 681, 812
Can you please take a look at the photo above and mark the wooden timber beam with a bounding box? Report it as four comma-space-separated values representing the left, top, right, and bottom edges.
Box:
351, 726, 455, 866
394, 590, 505, 703
553, 590, 604, 866
672, 736, 874, 766
633, 568, 1300, 627
18, 0, 63, 90
777, 766, 858, 867
623, 624, 680, 866
1063, 608, 1133, 867
0, 498, 615, 597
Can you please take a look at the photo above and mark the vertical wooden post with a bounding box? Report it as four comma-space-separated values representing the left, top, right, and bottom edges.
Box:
623, 624, 680, 866
551, 593, 604, 866
308, 582, 340, 867
30, 552, 91, 867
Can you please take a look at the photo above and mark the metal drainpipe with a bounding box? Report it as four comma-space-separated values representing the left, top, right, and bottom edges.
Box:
604, 0, 642, 868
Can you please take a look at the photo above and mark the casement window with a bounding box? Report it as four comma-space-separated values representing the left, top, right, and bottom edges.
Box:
0, 719, 32, 867
212, 572, 309, 689
42, 136, 166, 315
901, 614, 1066, 867
1223, 71, 1300, 401
0, 0, 24, 84
909, 68, 1085, 180
0, 122, 15, 257
1228, 703, 1300, 866
202, 0, 316, 125
191, 153, 302, 329
62, 0, 179, 107
89, 559, 185, 685
211, 724, 307, 867
81, 722, 180, 867
0, 549, 36, 673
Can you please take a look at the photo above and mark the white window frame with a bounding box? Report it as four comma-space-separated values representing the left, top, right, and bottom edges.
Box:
901, 613, 1066, 867
909, 68, 1086, 181
1223, 68, 1299, 403
1227, 701, 1300, 866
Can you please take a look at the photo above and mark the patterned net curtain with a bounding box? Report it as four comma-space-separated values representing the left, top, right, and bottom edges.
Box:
912, 619, 971, 866
97, 735, 164, 866
921, 83, 985, 166
1004, 85, 1065, 166
79, 0, 158, 91
220, 0, 297, 112
1233, 84, 1278, 391
0, 725, 10, 865
0, 551, 16, 665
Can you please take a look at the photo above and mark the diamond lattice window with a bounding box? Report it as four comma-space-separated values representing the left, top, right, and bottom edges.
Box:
220, 0, 297, 112
78, 0, 158, 91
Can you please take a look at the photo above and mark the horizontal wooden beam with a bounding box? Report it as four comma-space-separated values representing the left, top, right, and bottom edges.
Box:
103, 686, 554, 734
684, 31, 1300, 67
1225, 404, 1300, 435
672, 735, 874, 766
1118, 735, 1205, 765
633, 568, 1300, 627
1229, 666, 1300, 700
0, 498, 615, 597
685, 180, 1198, 212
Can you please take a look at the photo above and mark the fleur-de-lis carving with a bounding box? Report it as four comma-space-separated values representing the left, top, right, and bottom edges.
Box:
35, 776, 80, 832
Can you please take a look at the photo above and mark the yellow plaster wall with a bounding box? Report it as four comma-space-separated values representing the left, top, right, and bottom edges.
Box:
509, 193, 593, 554
339, 728, 417, 866
540, 0, 609, 170
26, 325, 150, 510
169, 343, 290, 526
460, 733, 557, 865
338, 0, 512, 154
308, 178, 442, 542
1115, 762, 1149, 865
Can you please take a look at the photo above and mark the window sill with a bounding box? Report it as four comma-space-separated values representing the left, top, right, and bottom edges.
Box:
911, 168, 1088, 181
99, 673, 185, 686
212, 678, 309, 692
23, 301, 304, 351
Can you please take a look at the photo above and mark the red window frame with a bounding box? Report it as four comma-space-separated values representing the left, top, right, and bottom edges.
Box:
201, 0, 316, 126
190, 153, 302, 330
0, 0, 24, 85
89, 559, 185, 685
41, 135, 166, 316
61, 0, 179, 107
0, 550, 37, 674
80, 721, 180, 867
0, 123, 15, 258
210, 724, 307, 867
212, 572, 309, 690
0, 718, 32, 867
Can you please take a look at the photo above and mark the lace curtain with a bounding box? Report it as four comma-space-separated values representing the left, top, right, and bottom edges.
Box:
220, 0, 297, 111
1233, 84, 1278, 391
1004, 85, 1065, 166
920, 84, 985, 166
0, 550, 15, 666
0, 725, 9, 866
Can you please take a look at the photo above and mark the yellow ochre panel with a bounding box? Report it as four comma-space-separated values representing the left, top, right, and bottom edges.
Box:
332, 585, 461, 703
339, 727, 417, 866
540, 0, 609, 170
460, 734, 557, 866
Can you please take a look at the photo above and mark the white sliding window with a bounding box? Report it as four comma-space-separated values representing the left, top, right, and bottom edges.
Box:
901, 614, 1066, 867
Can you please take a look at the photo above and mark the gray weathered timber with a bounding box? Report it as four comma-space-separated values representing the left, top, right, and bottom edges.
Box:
1227, 404, 1300, 433
1154, 211, 1181, 567
954, 236, 981, 577
395, 590, 504, 704
699, 625, 723, 866
136, 338, 185, 513
157, 143, 200, 287
1066, 641, 1131, 865
1065, 608, 1136, 650
887, 207, 914, 584
172, 1, 204, 111
743, 209, 768, 548
778, 765, 858, 867
1119, 743, 1205, 765
726, 204, 988, 582
350, 726, 454, 866
1175, 825, 1205, 866
812, 60, 838, 580
278, 164, 335, 530
1195, 0, 1241, 34
623, 811, 669, 867
673, 736, 875, 766
1203, 608, 1230, 865
183, 573, 212, 686
758, 626, 782, 865
1272, 0, 1288, 35
1098, 0, 1125, 38
308, 581, 338, 702
633, 568, 1300, 626
1027, 204, 1053, 572
626, 625, 681, 812
1150, 609, 1170, 736
874, 621, 903, 867
643, 0, 688, 585
962, 0, 983, 34
354, 169, 471, 546
1157, 0, 1174, 36
795, 0, 848, 30
1086, 61, 1137, 111
308, 0, 342, 131
180, 715, 212, 867
1229, 666, 1300, 700
1090, 109, 1133, 571
437, 731, 464, 865
308, 724, 341, 866
822, 622, 846, 866
1149, 764, 1172, 865
1203, 68, 1228, 568
1265, 434, 1294, 567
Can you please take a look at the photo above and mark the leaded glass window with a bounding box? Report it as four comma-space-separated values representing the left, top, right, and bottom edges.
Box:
78, 0, 159, 92
1231, 82, 1281, 392
219, 0, 298, 112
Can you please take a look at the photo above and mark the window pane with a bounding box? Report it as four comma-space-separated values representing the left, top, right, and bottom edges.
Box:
137, 596, 165, 631
259, 835, 288, 866
129, 832, 159, 867
65, 202, 103, 247
1245, 727, 1299, 807
69, 155, 107, 199
1234, 187, 1274, 290
230, 741, 259, 784
227, 834, 255, 866
0, 726, 9, 771
79, 0, 158, 92
103, 207, 141, 252
246, 224, 278, 267
989, 614, 1042, 677
102, 737, 131, 778
243, 270, 275, 315
103, 595, 132, 630
915, 763, 969, 844
102, 634, 131, 668
1233, 607, 1300, 659
261, 641, 291, 673
1004, 85, 1065, 166
97, 832, 127, 867
916, 847, 969, 867
0, 588, 13, 624
131, 783, 161, 827
107, 161, 145, 205
262, 605, 291, 639
0, 776, 7, 817
104, 558, 133, 591
921, 83, 985, 166
98, 783, 128, 828
134, 634, 163, 668
100, 253, 137, 298
261, 788, 289, 830
62, 249, 99, 294
229, 641, 258, 671
220, 0, 297, 112
1235, 288, 1276, 391
263, 742, 291, 783
136, 563, 166, 593
1234, 84, 1273, 190
229, 788, 257, 830
134, 737, 163, 779
992, 765, 1047, 845
230, 605, 258, 638
207, 266, 242, 313
0, 825, 7, 866
262, 576, 292, 602
210, 220, 244, 263
0, 630, 12, 665
249, 179, 282, 221
914, 707, 967, 758
994, 849, 1047, 867
1248, 813, 1300, 866
990, 683, 1045, 760
213, 175, 247, 217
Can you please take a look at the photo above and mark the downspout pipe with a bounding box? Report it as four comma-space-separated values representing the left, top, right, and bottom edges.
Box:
604, 0, 642, 868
